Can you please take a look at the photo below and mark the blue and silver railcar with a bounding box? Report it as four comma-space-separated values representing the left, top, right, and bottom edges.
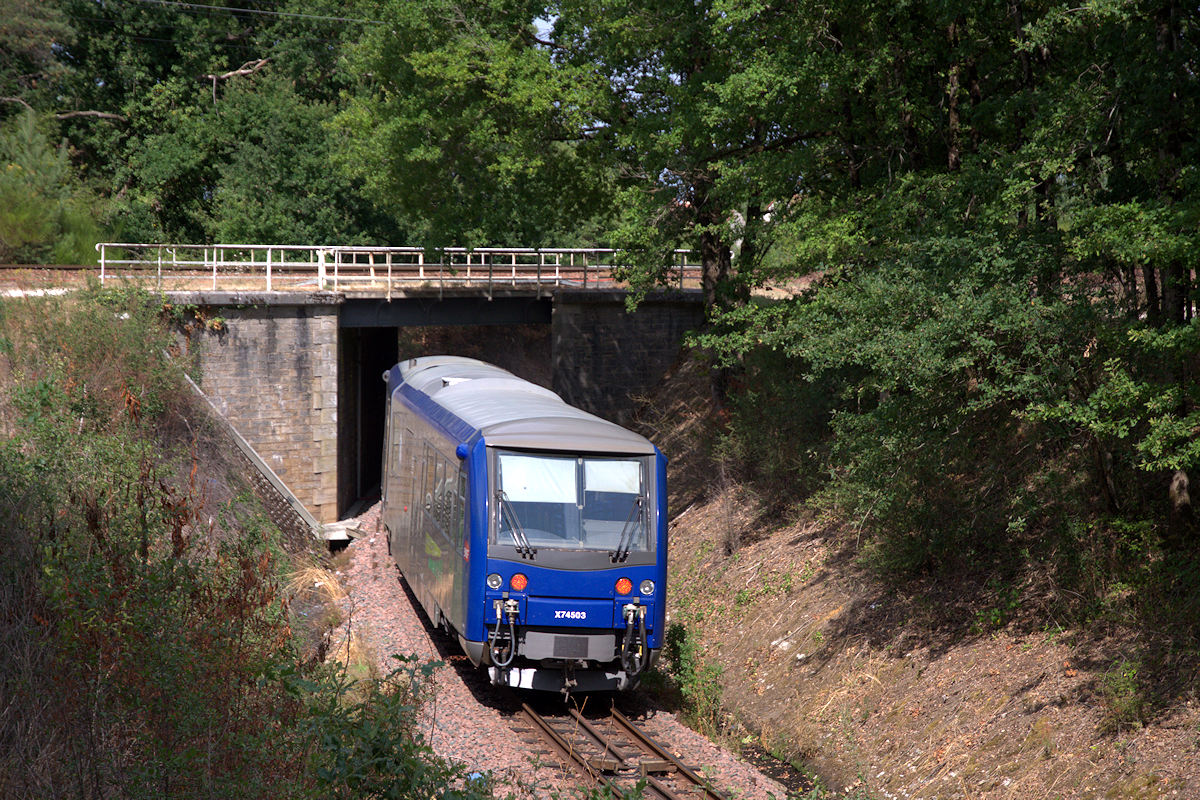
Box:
380, 356, 667, 692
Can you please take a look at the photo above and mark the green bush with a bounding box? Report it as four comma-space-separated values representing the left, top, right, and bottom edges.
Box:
715, 346, 839, 512
299, 657, 493, 800
1099, 659, 1147, 734
663, 623, 724, 736
0, 289, 477, 799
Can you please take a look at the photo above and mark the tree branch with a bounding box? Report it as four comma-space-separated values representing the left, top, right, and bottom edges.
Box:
1, 96, 34, 111
703, 130, 826, 165
4, 98, 128, 123
55, 110, 128, 122
200, 58, 271, 83
519, 29, 566, 50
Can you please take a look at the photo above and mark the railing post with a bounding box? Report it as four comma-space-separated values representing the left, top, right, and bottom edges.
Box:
157, 246, 163, 291
318, 249, 326, 289
266, 247, 273, 291
97, 243, 106, 284
583, 252, 588, 288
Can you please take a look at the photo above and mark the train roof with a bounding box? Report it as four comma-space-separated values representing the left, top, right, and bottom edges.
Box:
396, 356, 657, 455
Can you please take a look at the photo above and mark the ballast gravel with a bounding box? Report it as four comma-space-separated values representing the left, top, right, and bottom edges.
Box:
339, 502, 789, 799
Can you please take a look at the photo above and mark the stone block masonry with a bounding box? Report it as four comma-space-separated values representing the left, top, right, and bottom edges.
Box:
191, 295, 341, 525
173, 287, 701, 528
552, 290, 705, 424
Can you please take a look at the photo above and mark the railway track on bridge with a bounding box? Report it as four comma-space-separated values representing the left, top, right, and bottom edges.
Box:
515, 702, 727, 800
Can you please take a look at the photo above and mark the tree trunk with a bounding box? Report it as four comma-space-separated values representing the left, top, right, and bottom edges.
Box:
947, 16, 965, 171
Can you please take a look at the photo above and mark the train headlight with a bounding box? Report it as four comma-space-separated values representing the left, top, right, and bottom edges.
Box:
615, 577, 633, 595
486, 573, 502, 590
510, 573, 528, 592
639, 579, 655, 596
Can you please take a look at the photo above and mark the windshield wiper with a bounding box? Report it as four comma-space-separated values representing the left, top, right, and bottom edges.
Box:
497, 490, 536, 559
610, 496, 644, 564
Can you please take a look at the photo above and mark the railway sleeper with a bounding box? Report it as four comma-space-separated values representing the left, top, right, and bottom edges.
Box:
636, 758, 675, 775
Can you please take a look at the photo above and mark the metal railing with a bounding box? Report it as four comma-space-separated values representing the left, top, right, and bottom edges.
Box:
94, 243, 702, 297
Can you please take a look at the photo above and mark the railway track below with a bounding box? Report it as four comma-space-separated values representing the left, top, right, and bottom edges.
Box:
516, 702, 727, 800
342, 511, 791, 799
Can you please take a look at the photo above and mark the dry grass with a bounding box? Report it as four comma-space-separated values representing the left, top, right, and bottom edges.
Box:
285, 557, 378, 680
286, 559, 349, 605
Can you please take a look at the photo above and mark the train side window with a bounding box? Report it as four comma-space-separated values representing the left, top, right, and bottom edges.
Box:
434, 457, 447, 531
407, 438, 419, 536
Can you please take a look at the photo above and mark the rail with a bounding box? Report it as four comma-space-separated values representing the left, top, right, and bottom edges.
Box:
517, 703, 728, 800
94, 243, 702, 296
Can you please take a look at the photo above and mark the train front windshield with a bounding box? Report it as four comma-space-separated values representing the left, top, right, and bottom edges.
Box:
492, 451, 652, 554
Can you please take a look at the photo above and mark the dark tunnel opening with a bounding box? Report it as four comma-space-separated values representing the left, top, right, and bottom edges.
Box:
338, 326, 398, 517
337, 321, 553, 519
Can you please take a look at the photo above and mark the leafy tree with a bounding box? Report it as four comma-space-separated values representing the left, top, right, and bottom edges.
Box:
208, 76, 398, 244
0, 0, 74, 117
549, 0, 816, 307
694, 0, 1200, 567
0, 111, 102, 263
336, 0, 613, 247
41, 0, 395, 244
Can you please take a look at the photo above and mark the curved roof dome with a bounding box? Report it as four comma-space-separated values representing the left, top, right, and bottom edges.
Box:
398, 356, 656, 454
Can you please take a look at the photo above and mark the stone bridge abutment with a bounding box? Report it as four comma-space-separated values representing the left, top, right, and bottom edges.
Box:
183, 289, 703, 527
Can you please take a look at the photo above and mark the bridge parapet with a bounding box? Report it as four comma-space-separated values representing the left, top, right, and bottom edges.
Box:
95, 243, 702, 298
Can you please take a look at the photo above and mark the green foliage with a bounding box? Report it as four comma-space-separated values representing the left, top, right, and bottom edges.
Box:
0, 0, 73, 112
336, 0, 614, 247
0, 0, 399, 246
0, 288, 303, 797
3, 285, 189, 431
0, 288, 475, 798
663, 623, 724, 736
1030, 321, 1200, 474
299, 657, 493, 800
0, 111, 103, 263
1099, 659, 1147, 734
713, 346, 840, 509
679, 0, 1200, 608
972, 577, 1025, 634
